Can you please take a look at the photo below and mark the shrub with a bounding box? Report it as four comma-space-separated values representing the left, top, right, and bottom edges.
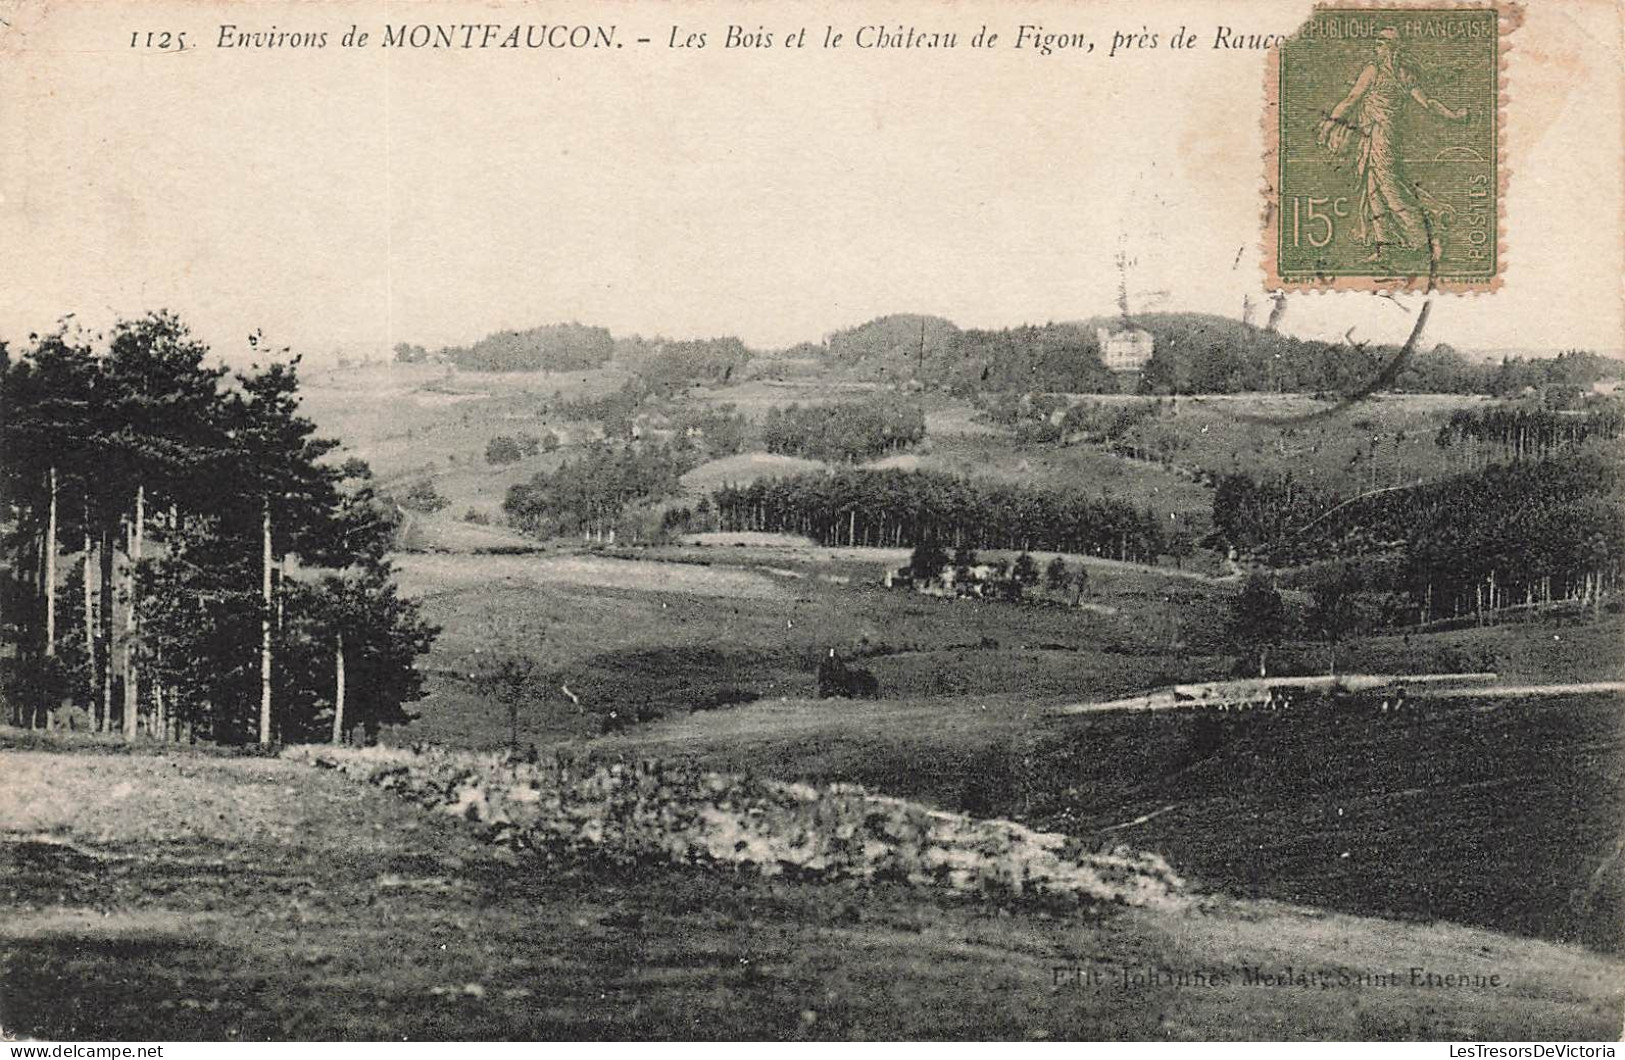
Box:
486, 435, 525, 465
816, 650, 881, 699
399, 479, 449, 513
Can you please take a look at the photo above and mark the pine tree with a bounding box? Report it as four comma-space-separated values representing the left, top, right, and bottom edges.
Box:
100, 314, 230, 739
3, 312, 435, 745
227, 345, 340, 744
1230, 573, 1287, 678
1044, 555, 1069, 595
1, 325, 104, 727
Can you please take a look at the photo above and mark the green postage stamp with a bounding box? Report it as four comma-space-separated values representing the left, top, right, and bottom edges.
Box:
1266, 5, 1511, 290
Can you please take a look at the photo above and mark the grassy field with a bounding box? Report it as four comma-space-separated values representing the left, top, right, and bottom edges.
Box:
586, 684, 1624, 953
917, 434, 1217, 525
390, 547, 1240, 746
395, 540, 1625, 747
2, 742, 1620, 1040
297, 362, 620, 522
372, 539, 1625, 963
1101, 391, 1495, 496
677, 452, 828, 495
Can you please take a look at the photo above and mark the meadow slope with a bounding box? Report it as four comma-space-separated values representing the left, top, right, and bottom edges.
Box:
1, 743, 1620, 1041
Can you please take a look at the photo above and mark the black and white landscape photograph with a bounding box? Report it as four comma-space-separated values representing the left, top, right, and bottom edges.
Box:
0, 0, 1621, 1045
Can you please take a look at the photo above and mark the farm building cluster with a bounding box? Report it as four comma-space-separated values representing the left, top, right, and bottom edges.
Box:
883, 557, 1084, 603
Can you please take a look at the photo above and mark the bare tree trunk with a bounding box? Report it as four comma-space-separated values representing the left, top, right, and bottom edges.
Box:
277, 555, 287, 632
123, 485, 143, 741
44, 467, 57, 657
99, 526, 114, 732
259, 502, 273, 747
153, 671, 165, 743
83, 515, 95, 714
331, 633, 346, 745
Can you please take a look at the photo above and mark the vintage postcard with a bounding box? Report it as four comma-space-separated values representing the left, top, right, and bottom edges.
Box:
0, 0, 1621, 1048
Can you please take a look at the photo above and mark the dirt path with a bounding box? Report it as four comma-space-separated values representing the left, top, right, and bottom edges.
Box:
1049, 675, 1625, 717
395, 551, 791, 600
1421, 680, 1625, 699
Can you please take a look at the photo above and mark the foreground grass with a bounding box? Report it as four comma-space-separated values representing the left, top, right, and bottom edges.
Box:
596, 691, 1625, 956
1, 743, 1621, 1040
382, 549, 1623, 957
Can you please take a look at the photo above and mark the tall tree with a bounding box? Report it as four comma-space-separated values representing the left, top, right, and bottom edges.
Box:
228, 344, 340, 744
1230, 573, 1287, 678
1, 326, 106, 726
1305, 562, 1363, 674
101, 313, 230, 738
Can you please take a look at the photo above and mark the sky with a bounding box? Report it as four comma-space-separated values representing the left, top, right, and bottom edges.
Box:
0, 0, 1620, 363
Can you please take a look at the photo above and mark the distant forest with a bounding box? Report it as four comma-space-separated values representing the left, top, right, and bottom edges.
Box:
395, 314, 1622, 398
1213, 446, 1625, 625
710, 469, 1172, 563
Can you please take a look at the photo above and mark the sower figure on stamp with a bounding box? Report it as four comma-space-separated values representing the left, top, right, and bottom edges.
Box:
1316, 27, 1472, 265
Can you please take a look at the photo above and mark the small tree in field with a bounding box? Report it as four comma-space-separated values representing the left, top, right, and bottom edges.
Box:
1012, 552, 1039, 589
1071, 565, 1090, 605
1044, 555, 1070, 595
470, 647, 542, 751
465, 614, 548, 750
485, 435, 524, 465
952, 545, 979, 585
400, 479, 448, 513
1230, 573, 1286, 677
908, 539, 949, 585
1306, 562, 1363, 675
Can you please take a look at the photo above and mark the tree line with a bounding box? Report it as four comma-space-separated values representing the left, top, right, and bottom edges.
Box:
395, 323, 615, 372
1477, 349, 1624, 397
2, 314, 436, 744
503, 442, 693, 541
1401, 454, 1623, 623
1212, 452, 1624, 625
398, 315, 1621, 407
821, 311, 1621, 398
1433, 404, 1625, 468
761, 399, 926, 463
710, 468, 1168, 561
